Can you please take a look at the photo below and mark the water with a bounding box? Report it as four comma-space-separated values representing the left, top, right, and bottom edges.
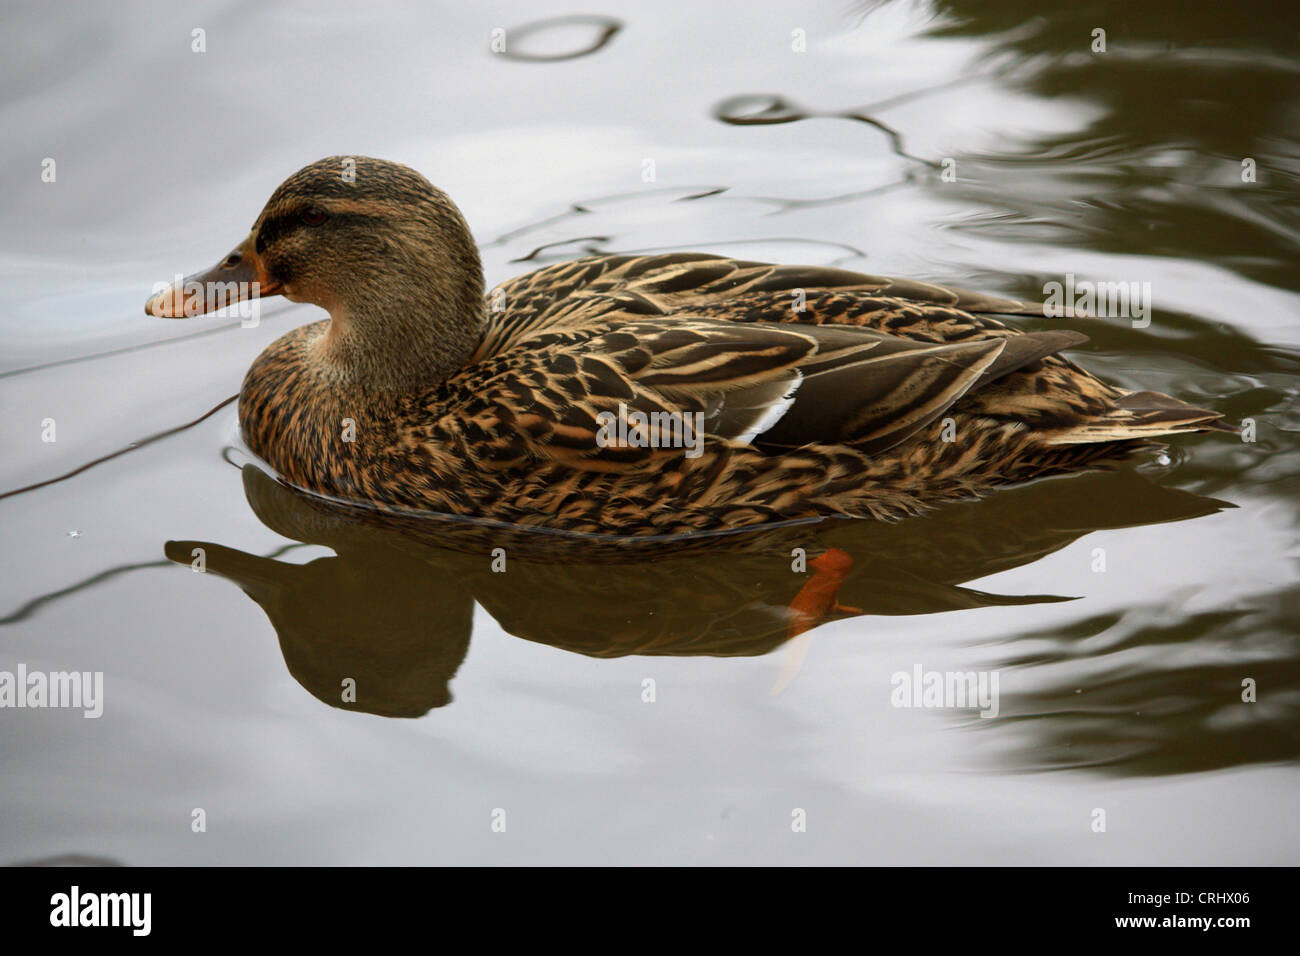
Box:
1, 0, 1297, 864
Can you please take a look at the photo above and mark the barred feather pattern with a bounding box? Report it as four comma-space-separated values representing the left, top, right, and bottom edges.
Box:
240, 253, 1225, 536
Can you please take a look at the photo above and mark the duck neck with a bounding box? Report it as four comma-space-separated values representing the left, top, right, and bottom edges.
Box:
315, 285, 486, 392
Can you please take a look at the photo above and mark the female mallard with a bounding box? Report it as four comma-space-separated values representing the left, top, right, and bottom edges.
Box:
145, 156, 1228, 537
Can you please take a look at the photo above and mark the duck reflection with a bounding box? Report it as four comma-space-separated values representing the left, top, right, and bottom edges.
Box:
165, 464, 1225, 721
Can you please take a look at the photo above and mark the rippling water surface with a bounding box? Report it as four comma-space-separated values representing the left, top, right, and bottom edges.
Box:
2, 0, 1298, 864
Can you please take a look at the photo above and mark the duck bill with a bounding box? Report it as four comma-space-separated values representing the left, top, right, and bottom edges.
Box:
144, 234, 283, 318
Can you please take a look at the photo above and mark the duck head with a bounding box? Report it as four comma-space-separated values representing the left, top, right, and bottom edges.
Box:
145, 156, 486, 388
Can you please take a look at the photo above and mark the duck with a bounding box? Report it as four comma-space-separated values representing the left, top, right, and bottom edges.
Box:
145, 156, 1230, 537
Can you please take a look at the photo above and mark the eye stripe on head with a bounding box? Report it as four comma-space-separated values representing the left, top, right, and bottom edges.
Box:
255, 209, 377, 253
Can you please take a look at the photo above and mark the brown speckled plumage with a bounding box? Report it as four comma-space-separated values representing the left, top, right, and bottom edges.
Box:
151, 158, 1229, 537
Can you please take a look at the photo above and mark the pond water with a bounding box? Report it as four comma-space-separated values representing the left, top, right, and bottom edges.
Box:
1, 0, 1297, 864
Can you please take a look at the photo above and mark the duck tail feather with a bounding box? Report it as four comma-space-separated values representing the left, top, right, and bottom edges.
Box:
1046, 390, 1232, 444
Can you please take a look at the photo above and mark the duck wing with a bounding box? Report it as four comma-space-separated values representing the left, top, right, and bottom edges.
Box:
450, 314, 1087, 468
479, 252, 1044, 361
589, 252, 1044, 316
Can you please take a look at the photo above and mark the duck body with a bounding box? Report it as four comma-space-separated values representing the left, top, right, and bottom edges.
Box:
149, 158, 1228, 537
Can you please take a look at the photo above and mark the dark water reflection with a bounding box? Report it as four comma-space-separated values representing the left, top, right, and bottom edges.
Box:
881, 0, 1300, 776
980, 588, 1300, 776
910, 0, 1300, 292
161, 465, 1232, 722
161, 447, 1299, 777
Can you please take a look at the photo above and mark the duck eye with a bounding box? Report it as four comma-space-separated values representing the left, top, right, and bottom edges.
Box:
302, 206, 327, 226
